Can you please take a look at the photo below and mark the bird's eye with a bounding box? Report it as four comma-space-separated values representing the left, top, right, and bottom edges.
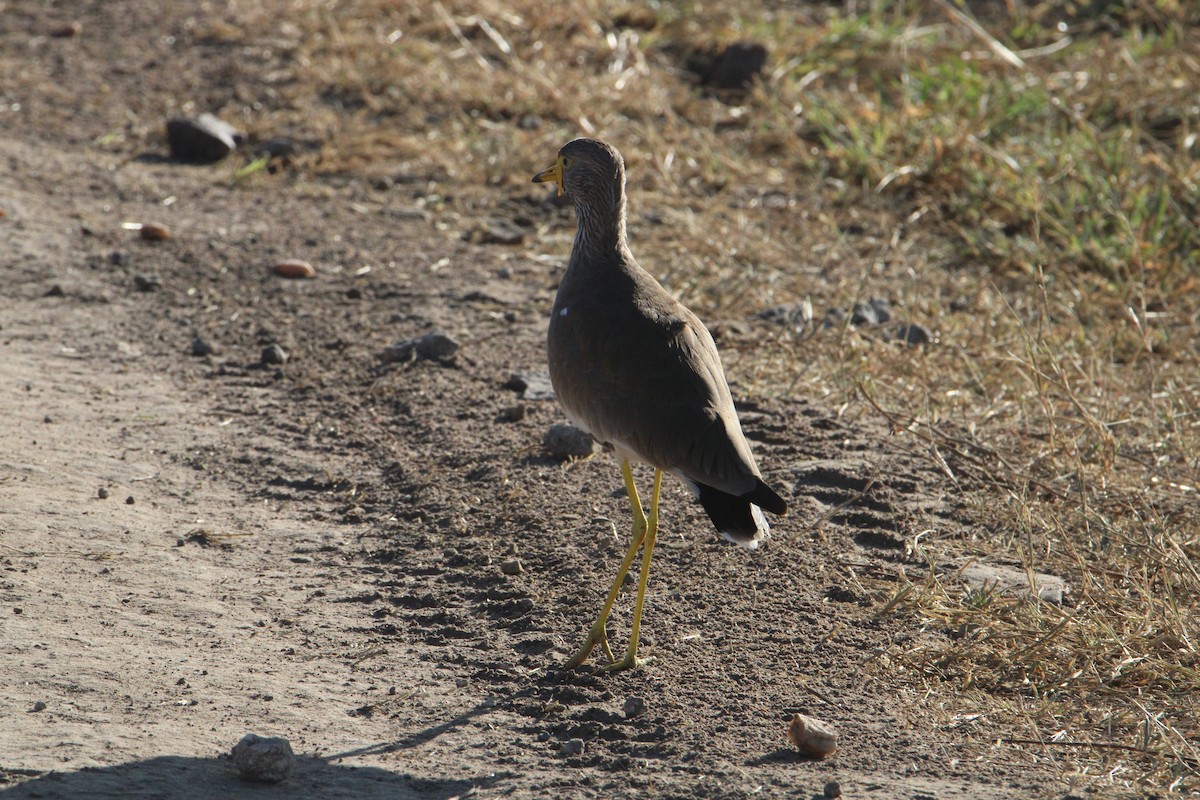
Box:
561, 156, 573, 170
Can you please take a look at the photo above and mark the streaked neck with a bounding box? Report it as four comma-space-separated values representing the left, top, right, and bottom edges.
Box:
570, 190, 628, 265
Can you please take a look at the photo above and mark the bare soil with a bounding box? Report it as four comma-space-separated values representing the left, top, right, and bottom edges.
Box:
0, 4, 1116, 798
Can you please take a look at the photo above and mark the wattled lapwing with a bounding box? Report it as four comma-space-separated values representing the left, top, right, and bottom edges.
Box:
533, 138, 786, 671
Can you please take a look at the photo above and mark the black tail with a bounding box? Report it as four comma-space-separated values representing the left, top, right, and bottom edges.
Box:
695, 479, 788, 544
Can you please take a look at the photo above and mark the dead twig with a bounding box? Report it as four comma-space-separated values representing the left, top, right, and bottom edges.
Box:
930, 0, 1025, 69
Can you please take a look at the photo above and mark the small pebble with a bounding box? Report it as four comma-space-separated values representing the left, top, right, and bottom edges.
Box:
98, 487, 109, 499
468, 218, 524, 245
31, 701, 47, 712
261, 344, 289, 366
622, 696, 646, 719
499, 559, 523, 576
895, 323, 932, 346
134, 274, 161, 292
824, 780, 842, 798
273, 259, 316, 279
505, 370, 555, 401
50, 21, 82, 37
499, 404, 526, 422
139, 223, 171, 241
109, 251, 130, 266
191, 336, 215, 357
787, 713, 838, 759
758, 301, 813, 330
558, 738, 584, 757
125, 496, 135, 505
43, 415, 53, 424
44, 284, 65, 297
230, 733, 294, 783
760, 190, 790, 209
543, 423, 595, 458
379, 332, 460, 364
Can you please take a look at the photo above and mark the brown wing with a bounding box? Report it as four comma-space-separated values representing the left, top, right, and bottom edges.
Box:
548, 260, 762, 497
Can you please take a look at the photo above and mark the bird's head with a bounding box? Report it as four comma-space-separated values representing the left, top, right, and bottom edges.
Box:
532, 138, 626, 216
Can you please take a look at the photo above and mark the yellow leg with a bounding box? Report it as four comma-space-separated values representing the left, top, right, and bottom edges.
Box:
564, 460, 648, 670
605, 468, 662, 673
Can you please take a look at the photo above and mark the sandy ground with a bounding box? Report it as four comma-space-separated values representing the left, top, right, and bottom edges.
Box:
0, 4, 1102, 796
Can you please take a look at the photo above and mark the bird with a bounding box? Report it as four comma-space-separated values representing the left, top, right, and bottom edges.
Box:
532, 138, 788, 672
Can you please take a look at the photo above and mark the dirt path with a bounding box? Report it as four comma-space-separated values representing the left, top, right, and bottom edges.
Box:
1, 150, 486, 797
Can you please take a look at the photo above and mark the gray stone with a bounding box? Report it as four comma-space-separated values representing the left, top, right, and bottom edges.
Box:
134, 274, 161, 292
380, 331, 460, 364
960, 561, 1068, 605
622, 696, 646, 719
230, 733, 294, 783
558, 738, 584, 757
506, 370, 555, 401
787, 713, 838, 758
543, 424, 595, 458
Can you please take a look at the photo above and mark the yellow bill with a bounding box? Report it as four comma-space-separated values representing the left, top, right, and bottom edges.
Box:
531, 156, 565, 197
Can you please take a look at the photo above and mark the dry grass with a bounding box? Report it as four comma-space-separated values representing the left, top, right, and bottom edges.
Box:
195, 0, 1198, 792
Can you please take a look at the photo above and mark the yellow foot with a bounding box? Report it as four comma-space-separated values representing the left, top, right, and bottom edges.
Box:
602, 653, 655, 673
563, 622, 616, 670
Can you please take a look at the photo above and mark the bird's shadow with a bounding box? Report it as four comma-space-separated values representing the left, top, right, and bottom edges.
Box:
0, 753, 494, 800
324, 698, 501, 760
